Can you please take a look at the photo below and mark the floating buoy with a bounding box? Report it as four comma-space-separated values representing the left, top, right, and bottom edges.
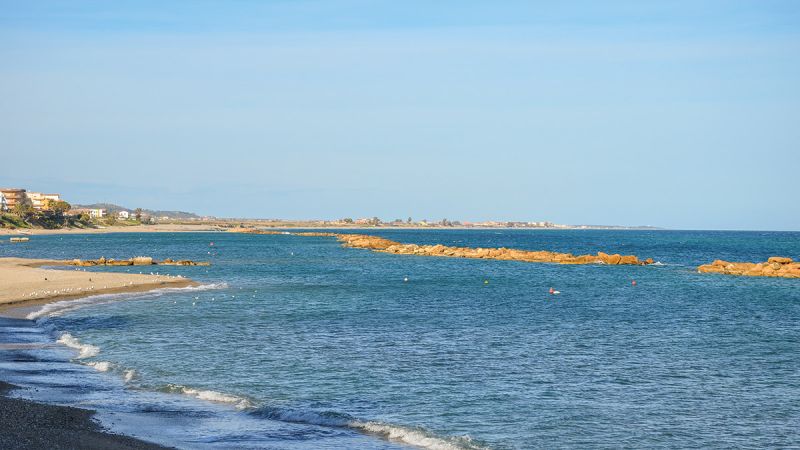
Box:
484, 279, 489, 285
210, 242, 214, 246
632, 280, 637, 286
403, 277, 409, 282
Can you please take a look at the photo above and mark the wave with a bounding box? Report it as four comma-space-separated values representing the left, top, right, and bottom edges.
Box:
86, 361, 112, 372
253, 406, 487, 450
27, 282, 228, 320
56, 332, 100, 359
159, 383, 254, 410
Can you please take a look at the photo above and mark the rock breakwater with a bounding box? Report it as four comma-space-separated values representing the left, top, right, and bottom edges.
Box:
233, 229, 653, 266
697, 257, 800, 278
65, 257, 210, 267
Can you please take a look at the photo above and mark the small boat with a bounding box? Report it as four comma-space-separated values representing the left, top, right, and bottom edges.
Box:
10, 237, 30, 243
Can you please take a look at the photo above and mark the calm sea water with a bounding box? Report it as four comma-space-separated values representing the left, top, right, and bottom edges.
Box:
1, 230, 799, 449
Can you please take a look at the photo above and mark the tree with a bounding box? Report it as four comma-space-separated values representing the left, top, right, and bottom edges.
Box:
407, 217, 412, 224
106, 214, 117, 226
371, 216, 381, 226
12, 198, 34, 218
343, 217, 354, 224
48, 200, 71, 215
134, 208, 143, 222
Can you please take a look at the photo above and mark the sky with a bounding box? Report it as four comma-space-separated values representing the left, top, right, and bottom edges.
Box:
1, 1, 798, 230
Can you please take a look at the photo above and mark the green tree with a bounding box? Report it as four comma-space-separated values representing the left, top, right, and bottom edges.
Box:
106, 214, 117, 226
12, 198, 34, 218
407, 217, 412, 224
342, 217, 354, 224
134, 208, 143, 222
48, 200, 71, 215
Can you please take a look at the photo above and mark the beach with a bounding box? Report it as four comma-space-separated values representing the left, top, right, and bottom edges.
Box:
0, 257, 197, 449
0, 379, 169, 450
0, 223, 223, 236
0, 257, 196, 316
0, 230, 798, 449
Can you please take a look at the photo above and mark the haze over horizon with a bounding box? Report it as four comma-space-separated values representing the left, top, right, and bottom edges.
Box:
1, 1, 798, 230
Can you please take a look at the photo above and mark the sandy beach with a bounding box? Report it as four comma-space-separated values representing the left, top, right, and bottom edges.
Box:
0, 256, 199, 448
0, 223, 224, 236
0, 257, 196, 316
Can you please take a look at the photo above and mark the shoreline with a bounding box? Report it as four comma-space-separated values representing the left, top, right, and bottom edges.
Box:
0, 257, 197, 317
1, 223, 666, 237
0, 380, 170, 450
0, 258, 200, 448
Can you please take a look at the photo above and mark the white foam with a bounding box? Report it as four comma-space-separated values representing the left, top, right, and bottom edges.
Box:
86, 361, 112, 372
56, 332, 100, 359
123, 369, 136, 383
353, 420, 481, 450
26, 283, 228, 320
166, 384, 253, 410
259, 407, 486, 450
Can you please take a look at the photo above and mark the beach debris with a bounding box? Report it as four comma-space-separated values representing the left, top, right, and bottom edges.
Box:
697, 257, 800, 279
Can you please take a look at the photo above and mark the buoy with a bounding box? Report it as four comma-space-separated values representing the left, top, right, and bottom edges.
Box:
210, 242, 214, 246
632, 280, 637, 286
403, 277, 409, 282
549, 287, 560, 295
484, 279, 489, 285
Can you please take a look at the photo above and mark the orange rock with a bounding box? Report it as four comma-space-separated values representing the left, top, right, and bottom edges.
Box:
768, 256, 793, 264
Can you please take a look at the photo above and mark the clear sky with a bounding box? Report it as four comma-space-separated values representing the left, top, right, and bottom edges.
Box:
1, 1, 798, 230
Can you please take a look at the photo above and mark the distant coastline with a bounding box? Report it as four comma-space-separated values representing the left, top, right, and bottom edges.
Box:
0, 220, 662, 236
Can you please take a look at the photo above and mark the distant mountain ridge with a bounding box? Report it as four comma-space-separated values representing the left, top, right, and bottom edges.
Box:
73, 203, 201, 219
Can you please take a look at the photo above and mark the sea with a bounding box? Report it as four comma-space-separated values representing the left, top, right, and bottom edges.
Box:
1, 229, 798, 449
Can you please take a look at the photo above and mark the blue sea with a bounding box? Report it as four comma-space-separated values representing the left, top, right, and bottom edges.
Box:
1, 229, 799, 449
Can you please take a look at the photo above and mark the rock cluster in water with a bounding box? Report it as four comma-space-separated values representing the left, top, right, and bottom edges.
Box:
697, 257, 800, 278
66, 257, 210, 267
233, 229, 653, 266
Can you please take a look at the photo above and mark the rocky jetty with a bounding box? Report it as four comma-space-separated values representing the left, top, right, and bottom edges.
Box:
230, 229, 652, 265
697, 257, 800, 278
332, 234, 652, 265
65, 257, 210, 267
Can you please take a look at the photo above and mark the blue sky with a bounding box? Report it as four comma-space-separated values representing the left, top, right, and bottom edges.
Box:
1, 1, 798, 229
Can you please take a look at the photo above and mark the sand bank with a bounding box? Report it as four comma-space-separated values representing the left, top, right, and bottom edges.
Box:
0, 257, 196, 315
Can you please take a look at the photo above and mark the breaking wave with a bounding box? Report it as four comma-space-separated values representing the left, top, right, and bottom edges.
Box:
159, 383, 254, 410
56, 332, 99, 359
27, 283, 228, 320
253, 406, 487, 450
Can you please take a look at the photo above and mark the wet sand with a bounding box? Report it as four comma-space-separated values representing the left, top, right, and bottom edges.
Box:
0, 380, 171, 450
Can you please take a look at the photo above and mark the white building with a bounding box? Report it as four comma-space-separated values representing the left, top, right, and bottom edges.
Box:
0, 192, 7, 211
89, 209, 106, 218
118, 211, 130, 220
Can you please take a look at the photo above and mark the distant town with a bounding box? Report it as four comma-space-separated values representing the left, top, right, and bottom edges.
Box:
0, 187, 658, 231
